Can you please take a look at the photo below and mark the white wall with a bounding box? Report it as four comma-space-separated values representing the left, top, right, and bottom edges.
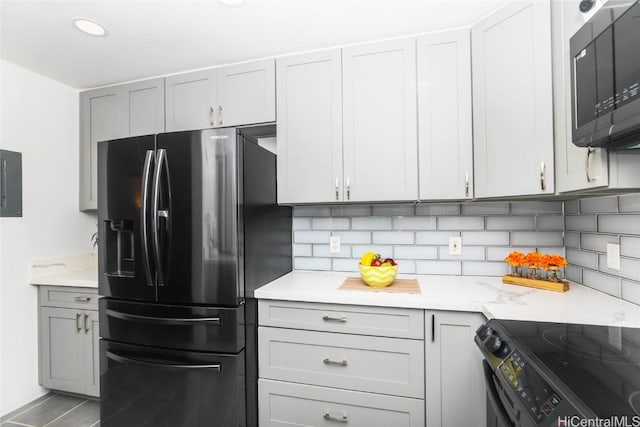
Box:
0, 60, 96, 415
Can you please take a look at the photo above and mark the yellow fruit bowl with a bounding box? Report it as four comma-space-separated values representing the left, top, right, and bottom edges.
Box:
359, 264, 398, 288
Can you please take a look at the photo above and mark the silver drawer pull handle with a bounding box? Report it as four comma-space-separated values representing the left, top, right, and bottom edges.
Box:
323, 412, 348, 423
322, 315, 346, 323
323, 358, 348, 367
74, 296, 91, 302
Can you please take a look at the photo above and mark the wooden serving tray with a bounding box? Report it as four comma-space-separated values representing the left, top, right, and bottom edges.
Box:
502, 275, 570, 292
338, 277, 421, 294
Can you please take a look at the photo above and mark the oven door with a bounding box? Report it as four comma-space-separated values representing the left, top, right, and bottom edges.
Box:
483, 360, 516, 427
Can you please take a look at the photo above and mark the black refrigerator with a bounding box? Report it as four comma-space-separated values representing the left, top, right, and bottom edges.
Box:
97, 125, 291, 427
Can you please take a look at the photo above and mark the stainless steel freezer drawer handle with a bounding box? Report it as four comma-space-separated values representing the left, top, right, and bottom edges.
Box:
106, 350, 222, 371
105, 308, 222, 325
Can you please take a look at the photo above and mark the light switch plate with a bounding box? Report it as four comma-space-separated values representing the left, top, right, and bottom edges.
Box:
449, 236, 462, 255
329, 236, 341, 254
606, 243, 621, 270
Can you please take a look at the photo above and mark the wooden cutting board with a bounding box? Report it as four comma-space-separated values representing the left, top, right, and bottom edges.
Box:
338, 277, 421, 294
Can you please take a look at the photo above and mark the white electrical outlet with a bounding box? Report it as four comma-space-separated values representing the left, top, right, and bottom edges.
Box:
449, 236, 462, 255
329, 236, 341, 254
606, 243, 621, 270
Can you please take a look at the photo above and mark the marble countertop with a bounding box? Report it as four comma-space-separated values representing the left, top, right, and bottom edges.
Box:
28, 253, 98, 288
254, 270, 640, 328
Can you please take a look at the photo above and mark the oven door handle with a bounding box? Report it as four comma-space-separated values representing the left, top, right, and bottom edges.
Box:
483, 360, 515, 427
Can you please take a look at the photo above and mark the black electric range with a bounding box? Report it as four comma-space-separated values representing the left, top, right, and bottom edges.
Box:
476, 319, 640, 427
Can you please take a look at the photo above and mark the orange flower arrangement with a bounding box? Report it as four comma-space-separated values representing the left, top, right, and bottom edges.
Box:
504, 251, 568, 281
504, 251, 526, 267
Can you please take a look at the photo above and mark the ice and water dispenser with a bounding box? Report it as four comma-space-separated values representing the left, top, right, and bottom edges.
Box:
103, 219, 135, 277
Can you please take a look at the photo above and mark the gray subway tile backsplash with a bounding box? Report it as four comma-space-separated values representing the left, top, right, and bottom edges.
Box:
621, 236, 640, 258
598, 214, 640, 235
352, 216, 393, 230
579, 195, 619, 214
486, 216, 535, 230
565, 214, 598, 232
438, 216, 485, 230
582, 269, 621, 298
462, 231, 510, 246
579, 233, 618, 253
393, 216, 437, 230
291, 194, 640, 307
511, 201, 563, 215
372, 231, 415, 245
619, 194, 640, 213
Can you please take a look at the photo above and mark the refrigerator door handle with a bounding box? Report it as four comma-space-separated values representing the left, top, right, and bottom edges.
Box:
106, 350, 222, 371
152, 148, 171, 287
141, 150, 155, 287
105, 308, 221, 325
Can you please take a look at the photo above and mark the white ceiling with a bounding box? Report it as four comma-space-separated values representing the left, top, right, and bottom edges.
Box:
1, 0, 510, 89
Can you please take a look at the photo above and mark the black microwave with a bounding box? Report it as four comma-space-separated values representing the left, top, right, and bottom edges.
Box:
571, 0, 640, 150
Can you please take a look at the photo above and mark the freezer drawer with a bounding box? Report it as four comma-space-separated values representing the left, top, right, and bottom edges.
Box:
100, 340, 245, 427
259, 379, 425, 427
100, 299, 244, 353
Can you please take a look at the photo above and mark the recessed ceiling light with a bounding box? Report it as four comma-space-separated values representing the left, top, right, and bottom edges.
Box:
73, 18, 108, 37
218, 0, 245, 7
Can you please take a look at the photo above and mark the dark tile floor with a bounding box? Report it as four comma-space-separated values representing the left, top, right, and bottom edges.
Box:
1, 393, 99, 427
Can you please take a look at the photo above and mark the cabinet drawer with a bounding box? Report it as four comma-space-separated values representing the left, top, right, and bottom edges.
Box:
39, 286, 99, 310
259, 327, 424, 398
258, 300, 424, 339
259, 379, 424, 427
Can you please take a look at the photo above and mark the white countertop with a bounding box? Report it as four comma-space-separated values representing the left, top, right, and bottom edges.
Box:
28, 253, 98, 288
254, 270, 640, 328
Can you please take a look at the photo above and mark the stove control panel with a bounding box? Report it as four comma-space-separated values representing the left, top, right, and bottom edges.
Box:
499, 350, 563, 424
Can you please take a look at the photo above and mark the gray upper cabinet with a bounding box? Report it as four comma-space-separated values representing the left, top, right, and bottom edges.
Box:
79, 78, 166, 211
276, 50, 343, 204
165, 69, 217, 132
165, 60, 276, 132
342, 38, 418, 202
123, 78, 165, 137
472, 0, 555, 198
552, 0, 609, 193
80, 86, 124, 211
417, 29, 473, 200
552, 0, 640, 194
217, 60, 276, 127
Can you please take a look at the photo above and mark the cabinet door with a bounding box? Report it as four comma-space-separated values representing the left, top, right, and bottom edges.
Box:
40, 307, 86, 394
165, 69, 217, 131
217, 59, 275, 127
417, 30, 473, 200
343, 38, 418, 202
80, 86, 124, 211
472, 0, 554, 198
123, 78, 165, 137
552, 0, 609, 193
84, 311, 100, 397
425, 310, 486, 427
276, 50, 343, 203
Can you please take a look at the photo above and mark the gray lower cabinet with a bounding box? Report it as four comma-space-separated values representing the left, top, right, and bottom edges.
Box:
258, 300, 425, 427
38, 286, 99, 397
425, 310, 486, 427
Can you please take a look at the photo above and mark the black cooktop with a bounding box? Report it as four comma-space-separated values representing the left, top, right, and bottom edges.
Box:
498, 319, 640, 418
